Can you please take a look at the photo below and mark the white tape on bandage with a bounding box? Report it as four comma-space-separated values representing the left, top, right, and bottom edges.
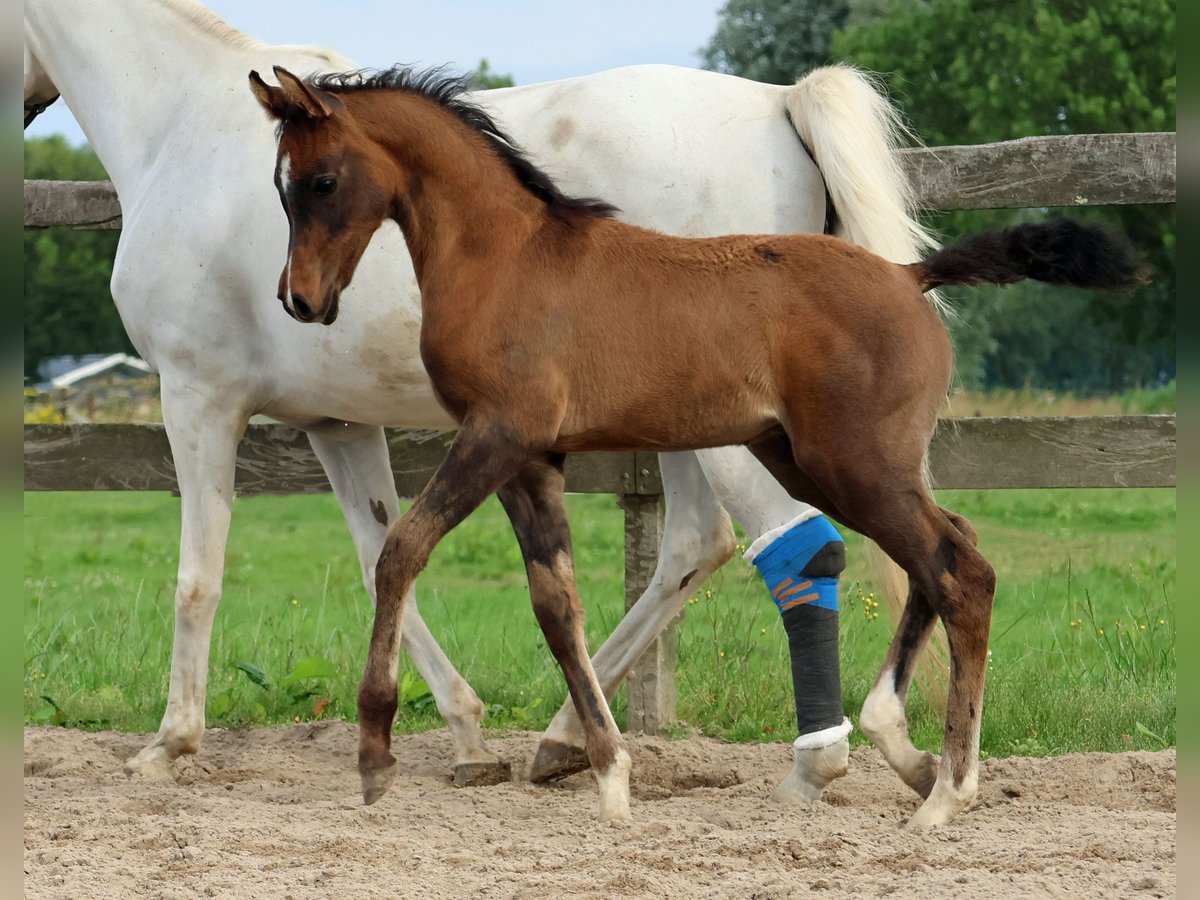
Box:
792, 717, 852, 751
742, 509, 824, 564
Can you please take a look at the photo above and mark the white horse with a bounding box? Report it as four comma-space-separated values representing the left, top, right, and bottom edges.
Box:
25, 0, 942, 815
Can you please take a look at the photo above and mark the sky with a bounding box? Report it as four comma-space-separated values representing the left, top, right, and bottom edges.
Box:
26, 0, 728, 145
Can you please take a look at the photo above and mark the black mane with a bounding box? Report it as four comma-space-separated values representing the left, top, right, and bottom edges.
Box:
307, 66, 619, 221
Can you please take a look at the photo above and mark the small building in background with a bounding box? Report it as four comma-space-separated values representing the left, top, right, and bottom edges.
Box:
28, 353, 160, 423
35, 353, 154, 391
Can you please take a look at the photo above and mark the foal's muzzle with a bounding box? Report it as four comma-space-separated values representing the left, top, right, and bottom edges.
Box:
278, 287, 340, 326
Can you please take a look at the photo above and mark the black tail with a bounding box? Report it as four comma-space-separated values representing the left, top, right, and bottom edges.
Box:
910, 219, 1148, 293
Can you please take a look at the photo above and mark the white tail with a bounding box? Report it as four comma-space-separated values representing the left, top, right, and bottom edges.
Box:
784, 63, 937, 263
787, 63, 950, 711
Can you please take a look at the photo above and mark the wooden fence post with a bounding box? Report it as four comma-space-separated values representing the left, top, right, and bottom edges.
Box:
622, 491, 673, 733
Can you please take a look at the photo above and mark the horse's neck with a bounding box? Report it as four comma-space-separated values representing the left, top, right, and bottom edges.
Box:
370, 98, 547, 301
26, 0, 313, 199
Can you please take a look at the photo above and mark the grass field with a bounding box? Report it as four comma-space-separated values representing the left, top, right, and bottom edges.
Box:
24, 486, 1175, 757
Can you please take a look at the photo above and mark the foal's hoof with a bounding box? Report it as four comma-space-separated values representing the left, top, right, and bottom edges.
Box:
360, 761, 397, 805
453, 759, 511, 787
528, 739, 590, 783
900, 752, 940, 800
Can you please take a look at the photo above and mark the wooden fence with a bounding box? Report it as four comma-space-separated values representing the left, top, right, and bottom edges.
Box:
23, 131, 1177, 733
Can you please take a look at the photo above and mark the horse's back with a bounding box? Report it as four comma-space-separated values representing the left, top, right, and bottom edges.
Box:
479, 66, 827, 238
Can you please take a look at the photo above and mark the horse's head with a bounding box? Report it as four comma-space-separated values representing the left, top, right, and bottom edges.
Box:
24, 41, 60, 129
250, 66, 393, 325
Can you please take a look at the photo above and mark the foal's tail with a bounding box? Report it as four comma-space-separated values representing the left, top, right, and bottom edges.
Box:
908, 219, 1149, 294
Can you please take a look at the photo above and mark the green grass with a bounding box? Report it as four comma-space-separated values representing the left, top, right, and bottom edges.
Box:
24, 487, 1175, 757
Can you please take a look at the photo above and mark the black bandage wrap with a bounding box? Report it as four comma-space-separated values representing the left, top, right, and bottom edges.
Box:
782, 603, 844, 736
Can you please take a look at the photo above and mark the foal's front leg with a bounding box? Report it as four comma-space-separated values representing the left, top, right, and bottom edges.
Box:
357, 425, 526, 805
499, 456, 632, 823
307, 422, 508, 786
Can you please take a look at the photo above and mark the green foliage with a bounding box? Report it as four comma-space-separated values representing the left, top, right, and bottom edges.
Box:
700, 0, 850, 83
830, 0, 1175, 393
467, 58, 515, 91
24, 137, 130, 381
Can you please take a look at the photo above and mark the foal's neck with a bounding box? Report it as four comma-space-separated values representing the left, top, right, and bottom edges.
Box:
354, 92, 551, 295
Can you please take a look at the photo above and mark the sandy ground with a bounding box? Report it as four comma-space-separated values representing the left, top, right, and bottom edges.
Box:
24, 724, 1174, 899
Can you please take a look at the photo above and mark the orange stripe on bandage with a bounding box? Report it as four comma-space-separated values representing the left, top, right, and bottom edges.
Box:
780, 593, 821, 612
770, 578, 794, 600
776, 580, 814, 602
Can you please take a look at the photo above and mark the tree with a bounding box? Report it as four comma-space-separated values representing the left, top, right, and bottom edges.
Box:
700, 0, 850, 84
830, 0, 1176, 392
467, 58, 515, 91
24, 137, 129, 381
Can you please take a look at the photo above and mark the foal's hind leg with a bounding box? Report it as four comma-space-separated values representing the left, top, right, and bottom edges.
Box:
358, 422, 527, 805
751, 434, 995, 826
833, 488, 994, 827
859, 506, 983, 796
499, 456, 632, 822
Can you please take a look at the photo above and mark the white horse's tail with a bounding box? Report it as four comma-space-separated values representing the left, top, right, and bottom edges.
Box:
784, 64, 938, 265
786, 65, 951, 712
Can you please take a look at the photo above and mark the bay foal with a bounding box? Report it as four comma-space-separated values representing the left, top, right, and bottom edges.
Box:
250, 66, 1145, 826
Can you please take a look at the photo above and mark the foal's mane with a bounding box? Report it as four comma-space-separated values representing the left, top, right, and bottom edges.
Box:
307, 66, 619, 221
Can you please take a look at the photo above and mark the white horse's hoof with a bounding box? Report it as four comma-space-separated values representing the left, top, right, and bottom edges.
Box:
123, 747, 179, 782
772, 719, 852, 806
772, 735, 850, 806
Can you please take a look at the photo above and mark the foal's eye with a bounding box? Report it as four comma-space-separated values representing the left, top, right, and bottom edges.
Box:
313, 176, 338, 195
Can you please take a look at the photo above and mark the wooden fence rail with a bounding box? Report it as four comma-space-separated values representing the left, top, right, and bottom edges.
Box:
23, 132, 1176, 230
22, 130, 1177, 732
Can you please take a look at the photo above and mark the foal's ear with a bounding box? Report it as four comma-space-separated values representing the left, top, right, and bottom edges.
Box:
248, 68, 336, 122
273, 66, 337, 120
249, 70, 288, 120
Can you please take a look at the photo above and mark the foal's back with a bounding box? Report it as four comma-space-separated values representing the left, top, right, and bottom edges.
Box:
504, 221, 949, 454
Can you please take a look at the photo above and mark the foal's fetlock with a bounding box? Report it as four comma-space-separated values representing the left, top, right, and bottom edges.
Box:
594, 746, 632, 823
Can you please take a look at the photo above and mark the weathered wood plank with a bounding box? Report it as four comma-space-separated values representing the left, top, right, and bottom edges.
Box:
622, 493, 673, 734
21, 423, 643, 496
22, 132, 1176, 230
24, 416, 1175, 494
899, 132, 1176, 210
23, 179, 121, 229
928, 415, 1176, 489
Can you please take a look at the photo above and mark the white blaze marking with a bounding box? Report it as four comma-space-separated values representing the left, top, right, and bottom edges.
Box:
278, 153, 292, 193
278, 153, 294, 306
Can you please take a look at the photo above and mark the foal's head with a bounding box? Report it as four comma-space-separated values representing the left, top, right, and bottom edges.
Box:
250, 66, 394, 325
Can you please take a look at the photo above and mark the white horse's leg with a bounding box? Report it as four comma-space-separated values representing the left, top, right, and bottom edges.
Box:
529, 451, 736, 781
124, 381, 249, 780
306, 423, 509, 785
694, 446, 852, 806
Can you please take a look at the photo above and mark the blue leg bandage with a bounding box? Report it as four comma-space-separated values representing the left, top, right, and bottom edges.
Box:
745, 513, 846, 737
745, 513, 844, 614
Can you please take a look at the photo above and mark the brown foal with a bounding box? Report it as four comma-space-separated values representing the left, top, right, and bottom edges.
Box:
249, 65, 1145, 826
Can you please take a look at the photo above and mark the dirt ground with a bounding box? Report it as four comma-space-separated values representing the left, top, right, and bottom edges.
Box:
24, 724, 1175, 899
